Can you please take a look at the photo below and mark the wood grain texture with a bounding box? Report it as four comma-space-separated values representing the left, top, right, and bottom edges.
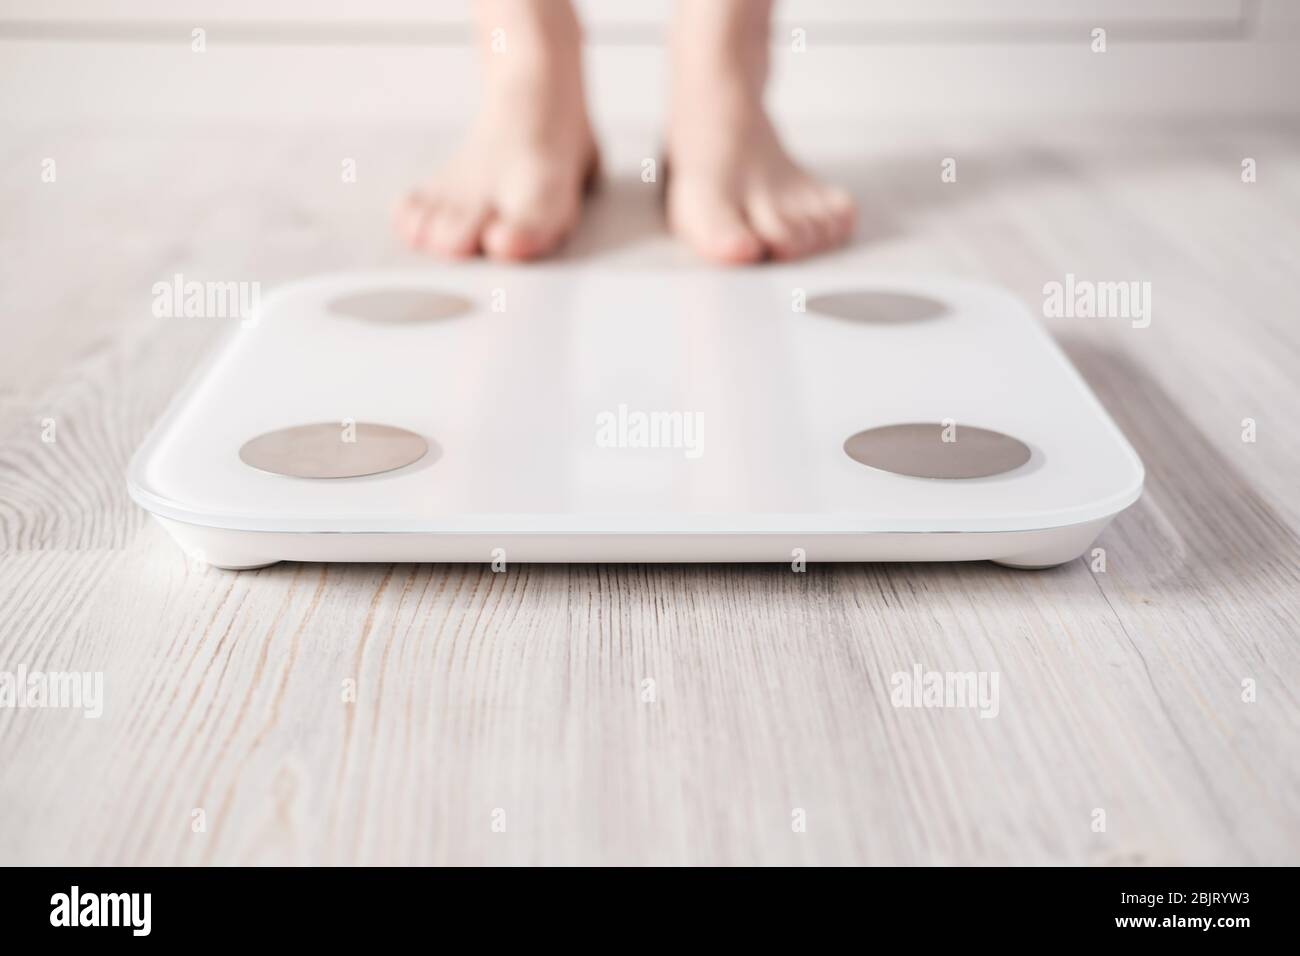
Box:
1, 116, 1298, 866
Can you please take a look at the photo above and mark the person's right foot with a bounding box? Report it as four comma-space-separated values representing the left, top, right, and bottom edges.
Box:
395, 1, 597, 261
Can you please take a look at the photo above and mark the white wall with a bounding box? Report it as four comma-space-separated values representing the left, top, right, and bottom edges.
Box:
1, 0, 1296, 123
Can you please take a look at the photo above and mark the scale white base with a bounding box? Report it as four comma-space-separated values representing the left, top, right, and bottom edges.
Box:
152, 516, 1112, 570
129, 269, 1143, 570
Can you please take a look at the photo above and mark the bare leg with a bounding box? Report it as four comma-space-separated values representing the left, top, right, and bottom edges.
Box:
395, 0, 597, 261
667, 0, 855, 263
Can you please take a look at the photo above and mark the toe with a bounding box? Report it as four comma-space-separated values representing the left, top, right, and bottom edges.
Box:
793, 190, 846, 253
667, 184, 763, 265
812, 184, 857, 246
482, 218, 559, 261
824, 185, 856, 226
784, 180, 857, 254
787, 198, 835, 254
747, 197, 813, 261
483, 179, 580, 261
395, 192, 437, 250
426, 202, 489, 258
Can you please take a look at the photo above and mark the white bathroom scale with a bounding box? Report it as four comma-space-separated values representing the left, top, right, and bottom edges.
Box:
128, 269, 1143, 569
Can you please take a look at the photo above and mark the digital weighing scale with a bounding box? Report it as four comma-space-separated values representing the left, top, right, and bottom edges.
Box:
127, 269, 1143, 569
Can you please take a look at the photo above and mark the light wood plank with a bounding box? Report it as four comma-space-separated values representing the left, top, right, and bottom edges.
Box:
1, 118, 1298, 865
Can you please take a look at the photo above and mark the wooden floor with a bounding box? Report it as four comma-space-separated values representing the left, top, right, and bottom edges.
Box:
1, 117, 1298, 865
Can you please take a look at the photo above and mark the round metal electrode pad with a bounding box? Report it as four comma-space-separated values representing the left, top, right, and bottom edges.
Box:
807, 291, 946, 324
239, 422, 429, 479
328, 289, 472, 324
843, 423, 1031, 479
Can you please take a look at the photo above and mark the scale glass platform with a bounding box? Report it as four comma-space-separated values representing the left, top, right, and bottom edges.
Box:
128, 269, 1143, 569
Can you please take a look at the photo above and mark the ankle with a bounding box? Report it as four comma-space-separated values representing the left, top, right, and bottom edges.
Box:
671, 0, 771, 91
476, 0, 582, 62
668, 55, 769, 148
478, 9, 583, 107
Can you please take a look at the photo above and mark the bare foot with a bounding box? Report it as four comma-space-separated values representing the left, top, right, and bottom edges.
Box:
666, 0, 855, 264
396, 0, 597, 261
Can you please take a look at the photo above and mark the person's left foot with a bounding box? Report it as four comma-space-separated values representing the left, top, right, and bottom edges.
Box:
665, 8, 855, 264
666, 105, 856, 264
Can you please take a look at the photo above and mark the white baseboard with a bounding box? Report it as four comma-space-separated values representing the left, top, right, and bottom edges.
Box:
1, 0, 1296, 121
2, 36, 1297, 125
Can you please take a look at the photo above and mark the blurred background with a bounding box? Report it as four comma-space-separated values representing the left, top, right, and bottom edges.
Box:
2, 0, 1299, 123
0, 0, 1294, 123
